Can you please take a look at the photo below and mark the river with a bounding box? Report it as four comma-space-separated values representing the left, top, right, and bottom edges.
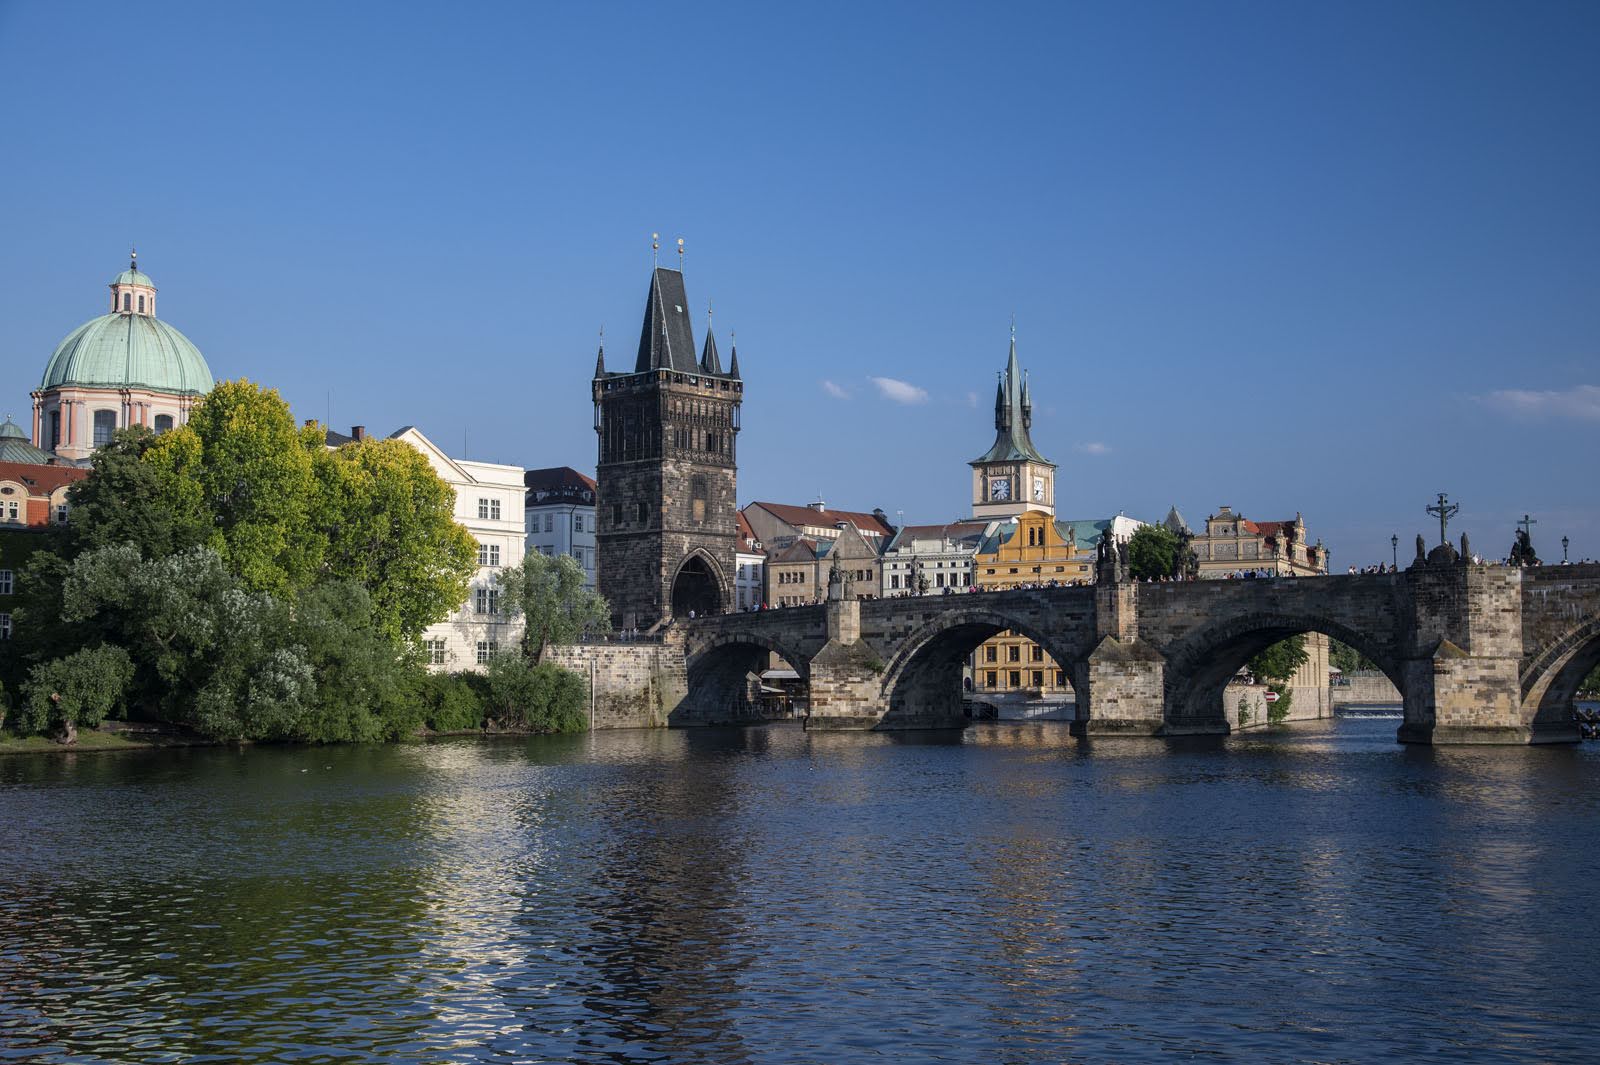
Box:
3, 715, 1600, 1063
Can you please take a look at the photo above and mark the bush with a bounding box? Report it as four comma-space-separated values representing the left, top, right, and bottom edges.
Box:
19, 645, 134, 737
484, 653, 588, 733
1267, 683, 1292, 725
421, 672, 488, 732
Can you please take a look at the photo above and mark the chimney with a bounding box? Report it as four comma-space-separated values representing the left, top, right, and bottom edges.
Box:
808, 497, 827, 512
352, 425, 366, 441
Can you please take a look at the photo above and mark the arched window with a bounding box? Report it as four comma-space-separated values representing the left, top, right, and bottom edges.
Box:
49, 411, 60, 448
137, 294, 145, 313
92, 410, 117, 447
122, 292, 130, 312
154, 414, 174, 433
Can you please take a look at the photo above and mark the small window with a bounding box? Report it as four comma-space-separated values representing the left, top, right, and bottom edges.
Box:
985, 646, 997, 662
3, 501, 17, 522
612, 503, 623, 525
1009, 670, 1021, 688
122, 292, 131, 312
1008, 645, 1020, 663
574, 514, 584, 533
0, 570, 12, 595
544, 513, 554, 533
55, 504, 67, 524
1031, 670, 1044, 688
636, 502, 648, 523
49, 411, 60, 448
154, 414, 174, 432
985, 670, 997, 688
426, 639, 447, 665
1055, 671, 1067, 687
1031, 645, 1044, 662
0, 613, 11, 640
476, 640, 497, 664
137, 294, 145, 313
477, 543, 501, 568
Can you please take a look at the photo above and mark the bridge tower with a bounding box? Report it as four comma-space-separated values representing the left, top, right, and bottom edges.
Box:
593, 264, 743, 630
970, 326, 1056, 519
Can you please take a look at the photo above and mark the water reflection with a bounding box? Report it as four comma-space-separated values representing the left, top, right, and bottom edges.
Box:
3, 718, 1600, 1063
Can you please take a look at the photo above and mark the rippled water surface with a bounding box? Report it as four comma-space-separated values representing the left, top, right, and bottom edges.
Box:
4, 717, 1600, 1063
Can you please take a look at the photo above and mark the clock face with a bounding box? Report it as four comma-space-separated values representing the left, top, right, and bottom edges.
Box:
991, 477, 1011, 501
1032, 476, 1046, 500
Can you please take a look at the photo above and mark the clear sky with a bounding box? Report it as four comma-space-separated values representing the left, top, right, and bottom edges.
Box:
3, 1, 1596, 566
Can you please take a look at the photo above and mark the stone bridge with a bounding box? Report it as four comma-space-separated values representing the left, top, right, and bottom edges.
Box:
672, 560, 1600, 744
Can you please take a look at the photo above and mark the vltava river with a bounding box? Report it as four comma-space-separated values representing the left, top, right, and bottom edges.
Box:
4, 717, 1600, 1063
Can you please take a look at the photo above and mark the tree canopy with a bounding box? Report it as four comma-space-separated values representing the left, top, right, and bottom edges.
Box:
496, 552, 609, 659
1249, 635, 1309, 683
1127, 525, 1180, 581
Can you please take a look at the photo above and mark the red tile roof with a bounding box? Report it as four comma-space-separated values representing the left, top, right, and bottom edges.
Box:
748, 501, 894, 537
0, 461, 88, 495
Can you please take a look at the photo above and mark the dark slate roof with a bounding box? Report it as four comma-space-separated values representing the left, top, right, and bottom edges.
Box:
971, 334, 1052, 466
700, 327, 723, 374
634, 268, 700, 374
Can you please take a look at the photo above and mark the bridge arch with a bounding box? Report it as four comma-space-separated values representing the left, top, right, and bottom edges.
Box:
676, 629, 812, 726
1521, 616, 1600, 738
1161, 611, 1407, 733
877, 607, 1085, 728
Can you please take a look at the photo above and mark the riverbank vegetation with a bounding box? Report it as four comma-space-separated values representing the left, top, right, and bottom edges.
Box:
0, 380, 597, 747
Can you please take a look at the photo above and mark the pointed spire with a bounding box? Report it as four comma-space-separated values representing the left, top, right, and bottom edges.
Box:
972, 321, 1052, 468
699, 302, 723, 374
728, 331, 740, 379
594, 325, 606, 377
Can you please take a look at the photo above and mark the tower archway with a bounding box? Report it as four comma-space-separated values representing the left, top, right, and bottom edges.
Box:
671, 552, 724, 619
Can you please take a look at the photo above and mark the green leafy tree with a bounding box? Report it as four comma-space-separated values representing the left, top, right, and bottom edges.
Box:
310, 436, 477, 642
497, 552, 610, 659
65, 426, 210, 559
483, 652, 588, 732
171, 379, 321, 594
289, 581, 427, 742
1329, 638, 1377, 674
420, 672, 489, 731
1127, 525, 1180, 580
18, 645, 134, 741
1249, 635, 1309, 682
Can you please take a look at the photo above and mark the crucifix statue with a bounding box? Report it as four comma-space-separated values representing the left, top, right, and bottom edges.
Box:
1425, 493, 1459, 547
1518, 513, 1537, 541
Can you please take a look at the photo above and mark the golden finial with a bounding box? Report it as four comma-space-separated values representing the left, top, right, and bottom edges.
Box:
676, 237, 684, 272
130, 246, 138, 269
651, 233, 660, 268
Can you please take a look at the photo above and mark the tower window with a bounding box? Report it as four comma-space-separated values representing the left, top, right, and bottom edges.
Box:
154, 414, 174, 432
122, 292, 131, 312
137, 294, 145, 313
49, 411, 61, 448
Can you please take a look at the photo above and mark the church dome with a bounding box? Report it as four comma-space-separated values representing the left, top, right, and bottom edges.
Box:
39, 256, 213, 396
0, 416, 55, 464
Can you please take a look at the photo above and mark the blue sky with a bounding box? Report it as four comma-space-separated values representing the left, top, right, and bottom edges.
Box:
2, 1, 1596, 566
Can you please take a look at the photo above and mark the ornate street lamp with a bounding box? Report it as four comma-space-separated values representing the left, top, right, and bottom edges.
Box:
1391, 534, 1398, 568
1563, 535, 1570, 563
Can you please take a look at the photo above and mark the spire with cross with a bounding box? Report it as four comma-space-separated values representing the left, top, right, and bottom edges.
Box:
1426, 493, 1459, 547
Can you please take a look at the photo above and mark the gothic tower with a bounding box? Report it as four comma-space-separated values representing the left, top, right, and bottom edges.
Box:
593, 266, 743, 629
970, 327, 1056, 519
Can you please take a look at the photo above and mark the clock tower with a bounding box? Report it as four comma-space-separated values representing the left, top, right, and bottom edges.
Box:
970, 328, 1055, 520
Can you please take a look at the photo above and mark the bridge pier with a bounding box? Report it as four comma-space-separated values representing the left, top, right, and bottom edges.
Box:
806, 599, 900, 730
1071, 637, 1171, 736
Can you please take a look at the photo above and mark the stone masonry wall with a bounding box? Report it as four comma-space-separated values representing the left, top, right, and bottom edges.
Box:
545, 643, 688, 730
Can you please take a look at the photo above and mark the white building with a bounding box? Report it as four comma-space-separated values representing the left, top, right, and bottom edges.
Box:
880, 520, 989, 596
523, 466, 597, 589
389, 427, 526, 671
735, 511, 765, 611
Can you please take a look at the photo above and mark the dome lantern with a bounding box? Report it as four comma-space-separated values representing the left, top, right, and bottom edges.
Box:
110, 247, 157, 316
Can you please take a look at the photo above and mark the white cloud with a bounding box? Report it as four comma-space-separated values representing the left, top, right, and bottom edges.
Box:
821, 379, 850, 400
1480, 384, 1600, 420
870, 377, 929, 404
966, 391, 979, 408
1076, 441, 1112, 456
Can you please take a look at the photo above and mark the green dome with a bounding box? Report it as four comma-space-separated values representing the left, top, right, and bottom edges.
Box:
112, 268, 156, 288
0, 416, 54, 464
41, 313, 213, 395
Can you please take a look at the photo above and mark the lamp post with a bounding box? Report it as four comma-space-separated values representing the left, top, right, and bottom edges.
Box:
1563, 536, 1570, 564
1390, 534, 1398, 569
